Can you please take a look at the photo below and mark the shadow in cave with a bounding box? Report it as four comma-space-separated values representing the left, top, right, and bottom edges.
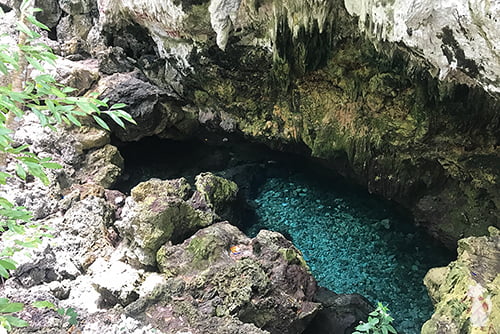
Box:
113, 134, 454, 334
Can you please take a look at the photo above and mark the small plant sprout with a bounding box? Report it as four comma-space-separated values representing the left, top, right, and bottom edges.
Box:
353, 302, 398, 334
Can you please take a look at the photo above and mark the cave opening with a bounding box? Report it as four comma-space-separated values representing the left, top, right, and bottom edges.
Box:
114, 134, 454, 334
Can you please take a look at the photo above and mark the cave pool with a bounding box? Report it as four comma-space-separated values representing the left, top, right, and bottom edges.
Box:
116, 136, 454, 334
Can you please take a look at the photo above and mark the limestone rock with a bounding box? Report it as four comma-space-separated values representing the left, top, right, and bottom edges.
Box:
192, 171, 238, 220
90, 258, 141, 307
304, 287, 373, 334
71, 125, 110, 150
145, 222, 321, 333
344, 0, 500, 94
90, 0, 499, 248
59, 0, 95, 15
116, 177, 215, 267
94, 71, 171, 141
131, 177, 191, 202
422, 227, 500, 334
35, 0, 62, 29
79, 144, 124, 188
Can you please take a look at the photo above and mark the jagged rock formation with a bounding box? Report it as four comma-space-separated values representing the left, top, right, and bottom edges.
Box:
423, 226, 500, 333
1, 0, 499, 333
11, 0, 495, 247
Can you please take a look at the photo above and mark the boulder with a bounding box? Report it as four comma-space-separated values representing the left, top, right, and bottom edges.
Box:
115, 177, 216, 267
94, 71, 172, 141
422, 226, 500, 334
304, 287, 373, 334
138, 222, 321, 334
191, 171, 239, 221
78, 144, 124, 188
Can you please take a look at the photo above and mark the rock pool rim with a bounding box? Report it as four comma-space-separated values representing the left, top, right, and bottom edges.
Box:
113, 133, 457, 253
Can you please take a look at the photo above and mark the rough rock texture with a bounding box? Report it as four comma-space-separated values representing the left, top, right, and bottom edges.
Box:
115, 175, 238, 267
137, 222, 321, 334
192, 171, 239, 220
78, 144, 124, 188
2, 173, 370, 334
422, 226, 500, 334
51, 0, 498, 249
304, 287, 373, 334
344, 0, 500, 94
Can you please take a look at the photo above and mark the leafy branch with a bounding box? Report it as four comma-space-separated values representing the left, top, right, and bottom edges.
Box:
0, 0, 135, 331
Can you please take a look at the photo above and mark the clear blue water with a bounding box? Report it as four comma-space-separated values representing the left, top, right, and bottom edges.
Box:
117, 137, 454, 334
245, 173, 452, 334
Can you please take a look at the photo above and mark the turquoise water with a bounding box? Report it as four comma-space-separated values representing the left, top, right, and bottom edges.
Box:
117, 137, 453, 334
245, 173, 452, 334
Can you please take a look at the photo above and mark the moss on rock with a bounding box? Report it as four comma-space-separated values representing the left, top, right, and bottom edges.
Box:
194, 172, 238, 213
423, 227, 500, 333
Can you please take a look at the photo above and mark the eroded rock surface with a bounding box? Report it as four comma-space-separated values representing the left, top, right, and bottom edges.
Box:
422, 226, 500, 334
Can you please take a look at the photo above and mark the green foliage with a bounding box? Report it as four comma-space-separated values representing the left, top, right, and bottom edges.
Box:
33, 301, 78, 326
353, 302, 398, 334
0, 0, 134, 331
0, 298, 28, 331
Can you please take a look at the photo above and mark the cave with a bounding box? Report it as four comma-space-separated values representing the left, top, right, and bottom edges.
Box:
114, 133, 454, 334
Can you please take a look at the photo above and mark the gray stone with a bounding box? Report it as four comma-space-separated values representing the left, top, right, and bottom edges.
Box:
94, 71, 171, 141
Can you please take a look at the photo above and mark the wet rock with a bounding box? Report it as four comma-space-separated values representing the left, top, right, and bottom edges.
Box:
304, 287, 373, 334
422, 226, 500, 334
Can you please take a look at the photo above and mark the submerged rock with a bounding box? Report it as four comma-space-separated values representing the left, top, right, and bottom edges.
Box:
423, 227, 500, 334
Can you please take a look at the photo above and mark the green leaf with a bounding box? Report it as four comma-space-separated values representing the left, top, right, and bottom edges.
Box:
107, 111, 125, 128
0, 302, 23, 313
15, 164, 26, 180
32, 301, 56, 309
25, 15, 49, 30
25, 162, 49, 185
62, 87, 77, 94
76, 101, 98, 114
0, 265, 9, 279
41, 162, 62, 169
16, 21, 32, 36
93, 115, 110, 131
110, 103, 127, 110
0, 172, 10, 184
65, 308, 78, 325
0, 259, 17, 270
387, 325, 397, 333
65, 113, 81, 127
25, 56, 44, 72
0, 197, 14, 209
14, 239, 41, 248
2, 315, 28, 328
355, 322, 373, 331
0, 61, 8, 75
